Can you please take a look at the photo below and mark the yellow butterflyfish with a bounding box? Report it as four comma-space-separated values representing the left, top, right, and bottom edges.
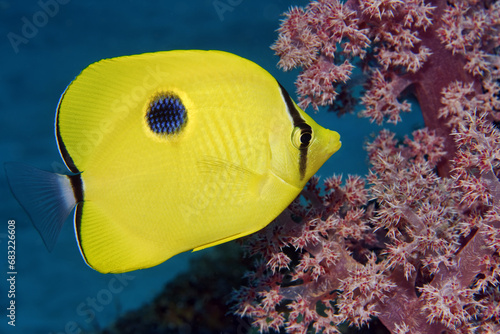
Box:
5, 50, 341, 273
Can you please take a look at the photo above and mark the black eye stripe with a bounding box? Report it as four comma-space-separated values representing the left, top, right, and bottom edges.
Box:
278, 82, 309, 180
278, 83, 305, 125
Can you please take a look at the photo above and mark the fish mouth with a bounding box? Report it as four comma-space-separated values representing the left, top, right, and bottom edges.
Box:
328, 130, 342, 155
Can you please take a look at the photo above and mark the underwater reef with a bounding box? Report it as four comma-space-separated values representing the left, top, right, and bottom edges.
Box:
232, 0, 500, 333
97, 243, 249, 334
96, 243, 386, 334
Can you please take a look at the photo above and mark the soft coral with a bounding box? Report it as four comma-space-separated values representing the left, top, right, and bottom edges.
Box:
232, 0, 500, 333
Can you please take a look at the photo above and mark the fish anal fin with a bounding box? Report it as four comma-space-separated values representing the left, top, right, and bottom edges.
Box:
76, 201, 173, 273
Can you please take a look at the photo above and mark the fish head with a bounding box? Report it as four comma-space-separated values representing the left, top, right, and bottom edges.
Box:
269, 99, 341, 189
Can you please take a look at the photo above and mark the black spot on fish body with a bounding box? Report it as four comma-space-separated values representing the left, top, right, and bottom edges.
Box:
146, 93, 187, 135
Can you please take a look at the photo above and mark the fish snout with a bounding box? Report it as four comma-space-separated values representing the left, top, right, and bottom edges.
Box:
326, 129, 341, 156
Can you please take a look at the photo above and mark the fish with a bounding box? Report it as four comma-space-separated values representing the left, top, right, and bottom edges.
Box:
5, 50, 341, 274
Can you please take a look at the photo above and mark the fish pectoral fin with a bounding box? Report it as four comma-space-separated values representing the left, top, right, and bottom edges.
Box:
197, 156, 264, 198
192, 230, 254, 252
197, 156, 258, 177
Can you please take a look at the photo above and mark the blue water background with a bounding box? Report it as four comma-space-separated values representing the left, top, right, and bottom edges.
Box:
0, 1, 424, 333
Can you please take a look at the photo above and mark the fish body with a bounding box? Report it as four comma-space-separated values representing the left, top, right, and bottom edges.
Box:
5, 50, 341, 273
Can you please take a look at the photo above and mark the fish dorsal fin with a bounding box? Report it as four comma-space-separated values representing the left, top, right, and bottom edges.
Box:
55, 50, 275, 173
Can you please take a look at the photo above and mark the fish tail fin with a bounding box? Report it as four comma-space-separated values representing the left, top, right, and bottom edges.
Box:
4, 162, 82, 251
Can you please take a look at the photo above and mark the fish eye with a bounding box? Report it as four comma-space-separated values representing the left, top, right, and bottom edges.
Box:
291, 125, 313, 149
300, 131, 312, 146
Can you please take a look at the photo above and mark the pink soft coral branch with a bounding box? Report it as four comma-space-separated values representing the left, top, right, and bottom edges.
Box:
232, 0, 500, 333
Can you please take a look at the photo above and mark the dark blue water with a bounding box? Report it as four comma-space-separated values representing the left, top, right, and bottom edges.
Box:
0, 1, 423, 333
